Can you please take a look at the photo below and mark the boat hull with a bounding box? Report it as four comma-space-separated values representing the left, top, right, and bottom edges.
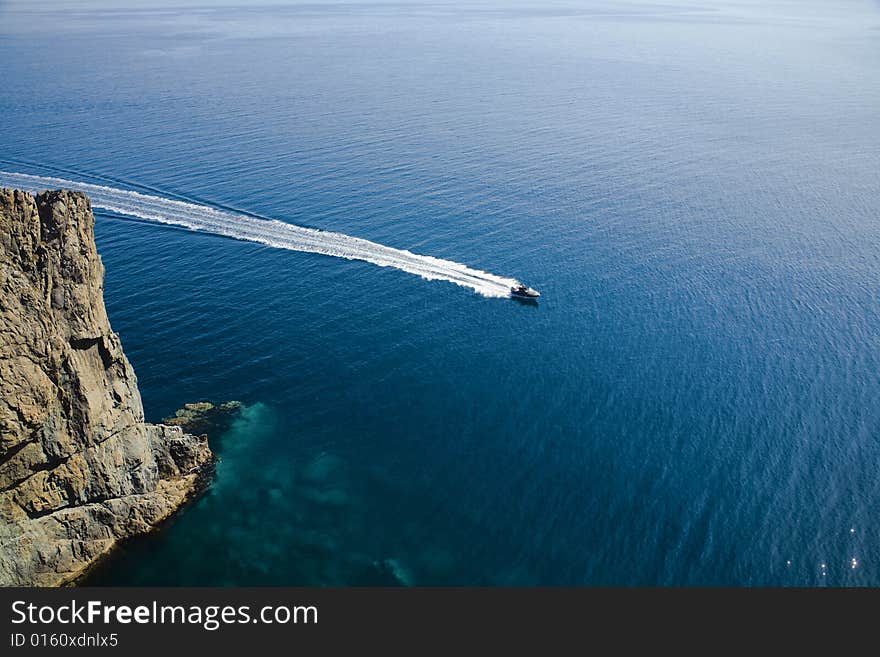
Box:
510, 287, 540, 299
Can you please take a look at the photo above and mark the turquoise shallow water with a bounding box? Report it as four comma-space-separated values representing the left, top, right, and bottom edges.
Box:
2, 0, 880, 585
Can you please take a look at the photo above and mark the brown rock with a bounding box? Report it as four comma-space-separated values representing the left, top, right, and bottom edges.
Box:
0, 188, 213, 586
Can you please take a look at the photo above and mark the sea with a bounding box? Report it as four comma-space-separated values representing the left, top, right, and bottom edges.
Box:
1, 0, 879, 585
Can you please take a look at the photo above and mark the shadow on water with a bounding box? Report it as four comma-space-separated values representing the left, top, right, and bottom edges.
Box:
509, 296, 540, 309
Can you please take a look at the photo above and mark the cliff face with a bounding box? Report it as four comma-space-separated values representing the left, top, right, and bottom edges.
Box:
0, 188, 212, 586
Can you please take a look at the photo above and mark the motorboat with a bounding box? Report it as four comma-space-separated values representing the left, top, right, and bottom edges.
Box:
510, 284, 540, 299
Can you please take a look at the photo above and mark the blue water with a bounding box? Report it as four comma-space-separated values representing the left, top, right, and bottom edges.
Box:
2, 0, 879, 586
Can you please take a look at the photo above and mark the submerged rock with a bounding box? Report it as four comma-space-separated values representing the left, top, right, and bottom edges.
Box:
301, 486, 350, 508
301, 452, 343, 484
0, 188, 214, 586
376, 558, 414, 586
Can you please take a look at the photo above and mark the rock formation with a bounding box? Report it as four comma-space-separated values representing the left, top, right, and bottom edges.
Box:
0, 188, 213, 586
162, 401, 242, 441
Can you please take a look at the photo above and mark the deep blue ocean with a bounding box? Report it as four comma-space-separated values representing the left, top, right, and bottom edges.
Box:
2, 0, 879, 585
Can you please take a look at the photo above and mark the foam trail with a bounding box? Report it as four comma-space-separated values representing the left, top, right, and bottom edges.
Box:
0, 171, 519, 298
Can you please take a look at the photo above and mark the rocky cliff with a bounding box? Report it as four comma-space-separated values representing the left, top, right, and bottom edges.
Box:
0, 188, 213, 586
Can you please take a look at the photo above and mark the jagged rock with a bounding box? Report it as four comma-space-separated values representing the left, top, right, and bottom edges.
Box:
0, 188, 214, 586
161, 400, 241, 439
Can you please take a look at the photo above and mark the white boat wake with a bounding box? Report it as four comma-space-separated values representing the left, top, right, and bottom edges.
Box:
0, 170, 520, 298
